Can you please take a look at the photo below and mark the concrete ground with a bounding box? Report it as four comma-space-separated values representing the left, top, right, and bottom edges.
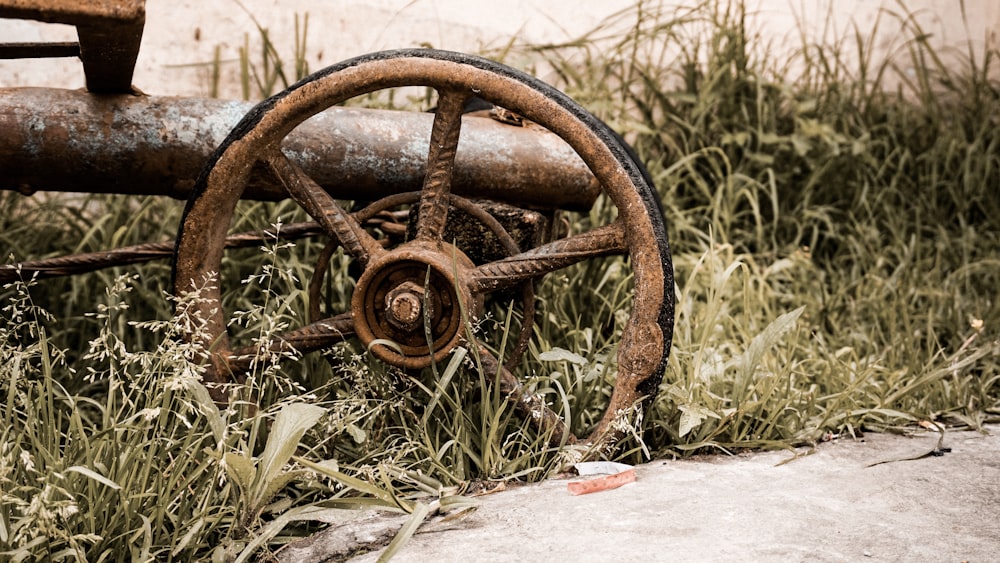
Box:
279, 425, 999, 562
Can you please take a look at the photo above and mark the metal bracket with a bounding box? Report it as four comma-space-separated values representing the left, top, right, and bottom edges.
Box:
0, 0, 145, 93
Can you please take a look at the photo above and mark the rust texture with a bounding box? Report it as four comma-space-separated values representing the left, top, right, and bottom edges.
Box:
264, 151, 385, 268
351, 239, 482, 370
0, 87, 600, 210
470, 222, 628, 293
415, 88, 468, 240
173, 49, 674, 457
0, 0, 145, 93
0, 222, 326, 283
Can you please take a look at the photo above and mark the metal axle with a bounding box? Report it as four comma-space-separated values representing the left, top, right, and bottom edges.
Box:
0, 87, 600, 211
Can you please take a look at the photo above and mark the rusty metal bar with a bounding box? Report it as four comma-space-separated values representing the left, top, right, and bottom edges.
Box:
0, 0, 144, 23
0, 222, 328, 284
0, 87, 600, 211
0, 41, 80, 58
0, 0, 145, 93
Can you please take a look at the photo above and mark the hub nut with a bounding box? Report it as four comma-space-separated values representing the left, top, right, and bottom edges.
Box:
385, 281, 434, 332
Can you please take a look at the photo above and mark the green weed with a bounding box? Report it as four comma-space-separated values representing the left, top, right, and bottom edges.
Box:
2, 0, 998, 558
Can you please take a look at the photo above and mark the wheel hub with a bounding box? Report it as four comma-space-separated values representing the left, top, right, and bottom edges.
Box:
351, 240, 481, 369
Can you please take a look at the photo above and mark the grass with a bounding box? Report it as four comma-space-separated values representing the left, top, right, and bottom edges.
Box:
2, 0, 999, 559
502, 0, 999, 449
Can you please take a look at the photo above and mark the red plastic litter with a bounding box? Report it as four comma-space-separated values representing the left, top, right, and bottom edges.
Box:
567, 467, 636, 495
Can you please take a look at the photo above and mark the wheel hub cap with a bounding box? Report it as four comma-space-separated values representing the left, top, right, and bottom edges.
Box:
352, 241, 480, 369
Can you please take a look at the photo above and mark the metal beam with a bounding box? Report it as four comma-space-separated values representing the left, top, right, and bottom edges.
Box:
0, 87, 600, 210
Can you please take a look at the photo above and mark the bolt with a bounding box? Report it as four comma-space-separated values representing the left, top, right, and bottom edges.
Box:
385, 281, 432, 332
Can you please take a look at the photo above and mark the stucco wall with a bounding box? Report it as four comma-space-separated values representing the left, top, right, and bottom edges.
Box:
1, 0, 997, 97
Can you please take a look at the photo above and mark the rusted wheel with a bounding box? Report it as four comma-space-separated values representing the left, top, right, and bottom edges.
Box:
173, 49, 674, 456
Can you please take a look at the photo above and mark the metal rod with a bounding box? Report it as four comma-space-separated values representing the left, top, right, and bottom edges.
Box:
0, 42, 80, 59
0, 222, 325, 283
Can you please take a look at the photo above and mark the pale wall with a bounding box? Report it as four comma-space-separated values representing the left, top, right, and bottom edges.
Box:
1, 0, 998, 97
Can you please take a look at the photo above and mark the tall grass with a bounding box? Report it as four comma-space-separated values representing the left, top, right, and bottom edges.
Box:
506, 0, 999, 452
2, 0, 998, 558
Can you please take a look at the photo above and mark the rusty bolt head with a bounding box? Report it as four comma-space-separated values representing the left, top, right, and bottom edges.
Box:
385, 281, 434, 332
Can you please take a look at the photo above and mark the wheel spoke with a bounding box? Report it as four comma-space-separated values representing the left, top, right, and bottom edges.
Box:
470, 221, 629, 294
477, 346, 575, 447
226, 312, 355, 375
265, 151, 385, 267
415, 88, 470, 241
